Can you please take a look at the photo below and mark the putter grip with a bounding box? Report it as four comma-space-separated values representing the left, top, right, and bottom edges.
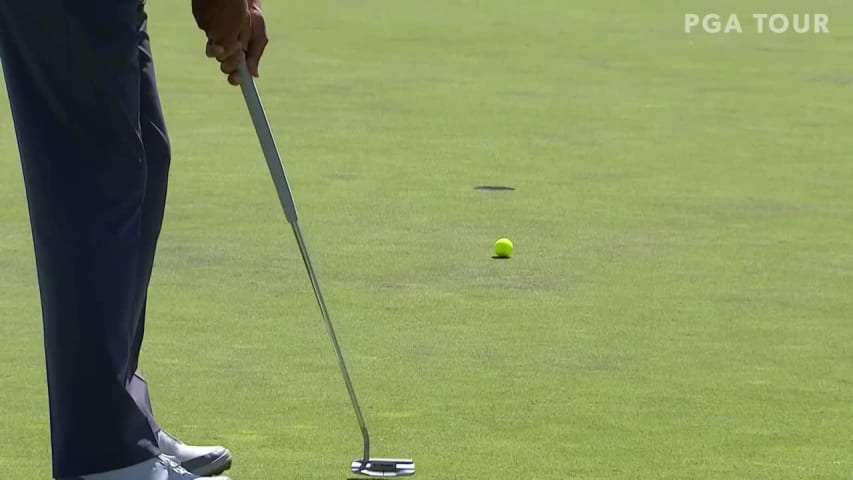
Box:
238, 63, 299, 224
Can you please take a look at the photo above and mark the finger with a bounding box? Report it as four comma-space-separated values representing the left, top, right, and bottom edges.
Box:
220, 50, 246, 75
205, 40, 224, 59
246, 18, 268, 77
228, 71, 241, 86
214, 42, 243, 62
239, 14, 252, 53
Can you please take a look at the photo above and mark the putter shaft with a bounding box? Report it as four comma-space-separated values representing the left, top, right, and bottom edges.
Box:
237, 63, 371, 464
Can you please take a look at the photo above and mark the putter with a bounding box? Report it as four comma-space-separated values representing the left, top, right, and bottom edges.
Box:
238, 63, 415, 478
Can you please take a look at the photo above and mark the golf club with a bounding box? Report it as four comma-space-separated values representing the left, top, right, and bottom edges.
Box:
237, 63, 415, 478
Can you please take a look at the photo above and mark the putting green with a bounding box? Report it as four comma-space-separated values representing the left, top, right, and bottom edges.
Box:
1, 1, 852, 478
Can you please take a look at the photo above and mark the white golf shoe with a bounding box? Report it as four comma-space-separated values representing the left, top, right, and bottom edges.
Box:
77, 455, 230, 479
157, 431, 232, 476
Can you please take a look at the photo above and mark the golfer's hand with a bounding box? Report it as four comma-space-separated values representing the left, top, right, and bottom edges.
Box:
203, 0, 268, 85
192, 0, 248, 53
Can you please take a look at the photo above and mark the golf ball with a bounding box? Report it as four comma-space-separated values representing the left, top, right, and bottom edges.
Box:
494, 238, 513, 258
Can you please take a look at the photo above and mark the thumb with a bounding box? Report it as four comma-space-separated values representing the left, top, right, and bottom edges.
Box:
239, 15, 251, 54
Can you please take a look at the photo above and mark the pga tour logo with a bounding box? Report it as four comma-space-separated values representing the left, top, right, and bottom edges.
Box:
685, 13, 830, 34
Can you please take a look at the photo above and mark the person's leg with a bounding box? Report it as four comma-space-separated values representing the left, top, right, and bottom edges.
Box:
0, 0, 157, 477
127, 10, 233, 476
125, 4, 172, 436
128, 372, 160, 435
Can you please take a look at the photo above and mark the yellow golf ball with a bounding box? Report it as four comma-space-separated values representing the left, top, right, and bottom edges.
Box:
494, 238, 513, 258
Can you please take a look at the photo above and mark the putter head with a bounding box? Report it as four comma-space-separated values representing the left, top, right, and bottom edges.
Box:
351, 458, 415, 477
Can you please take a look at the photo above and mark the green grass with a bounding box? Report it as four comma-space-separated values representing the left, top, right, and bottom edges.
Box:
2, 1, 853, 478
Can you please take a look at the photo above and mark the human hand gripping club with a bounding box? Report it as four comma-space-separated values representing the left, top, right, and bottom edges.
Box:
193, 0, 268, 85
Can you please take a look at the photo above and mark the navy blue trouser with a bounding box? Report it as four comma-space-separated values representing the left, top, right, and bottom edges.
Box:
0, 0, 169, 477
